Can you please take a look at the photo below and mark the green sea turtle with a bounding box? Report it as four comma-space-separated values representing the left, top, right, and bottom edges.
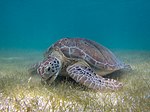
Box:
29, 38, 131, 91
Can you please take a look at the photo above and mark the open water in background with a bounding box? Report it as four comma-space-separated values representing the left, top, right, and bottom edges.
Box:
0, 0, 150, 50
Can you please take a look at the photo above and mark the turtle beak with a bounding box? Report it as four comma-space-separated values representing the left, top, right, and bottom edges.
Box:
45, 71, 60, 85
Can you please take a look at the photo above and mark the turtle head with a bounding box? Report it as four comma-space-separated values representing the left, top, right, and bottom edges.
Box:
37, 56, 62, 83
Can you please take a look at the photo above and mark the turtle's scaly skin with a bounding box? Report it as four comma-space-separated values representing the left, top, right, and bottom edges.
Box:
66, 61, 123, 90
31, 38, 131, 91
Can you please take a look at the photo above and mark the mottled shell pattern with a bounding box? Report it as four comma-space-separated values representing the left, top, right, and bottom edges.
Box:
44, 38, 125, 72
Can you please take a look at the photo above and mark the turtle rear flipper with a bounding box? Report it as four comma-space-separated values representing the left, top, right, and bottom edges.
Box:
67, 61, 123, 91
123, 64, 132, 71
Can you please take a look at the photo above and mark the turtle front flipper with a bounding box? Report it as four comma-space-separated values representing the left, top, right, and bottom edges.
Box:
66, 61, 123, 91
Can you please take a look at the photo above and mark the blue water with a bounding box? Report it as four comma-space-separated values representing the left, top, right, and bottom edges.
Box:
0, 0, 150, 50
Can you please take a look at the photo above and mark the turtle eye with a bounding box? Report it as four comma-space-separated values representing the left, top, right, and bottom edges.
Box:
47, 67, 51, 71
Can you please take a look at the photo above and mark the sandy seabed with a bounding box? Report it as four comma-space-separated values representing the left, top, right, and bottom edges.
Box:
0, 49, 149, 112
